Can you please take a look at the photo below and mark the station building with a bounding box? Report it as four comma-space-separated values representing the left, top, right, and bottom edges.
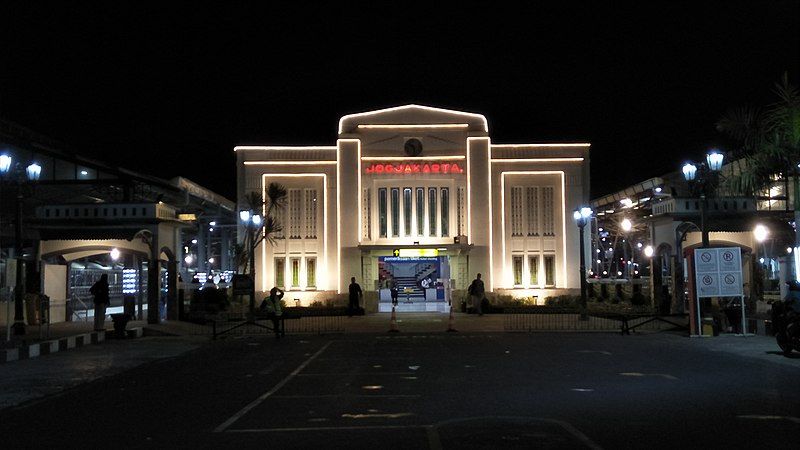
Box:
236, 105, 590, 310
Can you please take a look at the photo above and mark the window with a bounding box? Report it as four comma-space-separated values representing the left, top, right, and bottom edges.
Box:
391, 188, 400, 237
379, 188, 387, 238
511, 186, 523, 236
291, 258, 300, 288
513, 255, 523, 286
441, 188, 449, 236
403, 188, 412, 236
428, 188, 437, 236
306, 257, 316, 288
544, 254, 555, 287
529, 255, 540, 286
275, 259, 285, 288
543, 187, 555, 236
416, 188, 425, 236
289, 189, 301, 238
527, 187, 539, 236
304, 189, 317, 238
457, 187, 466, 236
363, 188, 371, 240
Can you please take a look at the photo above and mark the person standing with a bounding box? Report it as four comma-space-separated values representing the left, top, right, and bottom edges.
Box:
349, 277, 363, 316
390, 281, 399, 307
90, 273, 110, 331
467, 273, 485, 316
260, 286, 284, 338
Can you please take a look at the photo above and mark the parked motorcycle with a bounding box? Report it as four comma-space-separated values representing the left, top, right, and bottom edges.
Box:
772, 281, 800, 356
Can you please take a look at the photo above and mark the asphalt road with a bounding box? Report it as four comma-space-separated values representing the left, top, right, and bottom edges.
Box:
1, 332, 798, 449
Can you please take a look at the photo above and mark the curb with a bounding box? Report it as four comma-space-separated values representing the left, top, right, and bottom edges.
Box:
0, 327, 144, 365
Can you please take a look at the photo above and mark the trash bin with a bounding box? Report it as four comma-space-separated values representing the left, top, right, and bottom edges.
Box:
110, 313, 131, 339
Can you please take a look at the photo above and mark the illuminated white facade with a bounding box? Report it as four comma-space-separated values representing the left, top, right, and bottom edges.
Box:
236, 105, 590, 306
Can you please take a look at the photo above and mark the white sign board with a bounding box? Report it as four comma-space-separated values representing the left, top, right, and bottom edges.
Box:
693, 247, 743, 298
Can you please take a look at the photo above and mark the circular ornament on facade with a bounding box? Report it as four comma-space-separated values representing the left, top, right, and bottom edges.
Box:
404, 138, 423, 157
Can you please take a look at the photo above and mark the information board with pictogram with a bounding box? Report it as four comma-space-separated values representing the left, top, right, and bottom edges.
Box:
693, 247, 742, 298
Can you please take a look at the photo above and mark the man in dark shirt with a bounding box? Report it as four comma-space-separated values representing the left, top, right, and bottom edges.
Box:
467, 273, 485, 316
348, 277, 363, 316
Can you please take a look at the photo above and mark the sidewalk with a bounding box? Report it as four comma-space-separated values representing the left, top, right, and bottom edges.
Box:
1, 319, 145, 364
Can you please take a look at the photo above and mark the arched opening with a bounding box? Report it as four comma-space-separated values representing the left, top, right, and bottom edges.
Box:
653, 243, 672, 314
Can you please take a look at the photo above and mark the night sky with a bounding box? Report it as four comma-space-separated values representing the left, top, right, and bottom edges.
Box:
2, 1, 798, 202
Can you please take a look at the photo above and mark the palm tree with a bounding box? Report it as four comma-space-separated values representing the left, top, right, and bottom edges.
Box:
236, 183, 287, 276
716, 73, 800, 248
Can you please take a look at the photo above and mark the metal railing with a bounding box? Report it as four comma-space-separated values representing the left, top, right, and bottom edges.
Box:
504, 312, 688, 333
183, 310, 345, 337
70, 295, 92, 322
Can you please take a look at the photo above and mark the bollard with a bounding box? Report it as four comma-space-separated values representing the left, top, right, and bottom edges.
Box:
388, 306, 400, 333
446, 307, 457, 332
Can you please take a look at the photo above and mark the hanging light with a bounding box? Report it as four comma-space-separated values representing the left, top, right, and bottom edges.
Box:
110, 248, 120, 261
753, 224, 769, 243
621, 218, 632, 232
644, 245, 654, 258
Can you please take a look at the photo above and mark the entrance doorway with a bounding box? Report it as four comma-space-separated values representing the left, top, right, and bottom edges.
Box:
377, 256, 450, 312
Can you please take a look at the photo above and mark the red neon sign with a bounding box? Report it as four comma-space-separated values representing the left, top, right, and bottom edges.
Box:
364, 163, 464, 175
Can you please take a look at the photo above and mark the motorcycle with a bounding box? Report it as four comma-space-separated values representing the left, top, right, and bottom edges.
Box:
772, 281, 800, 356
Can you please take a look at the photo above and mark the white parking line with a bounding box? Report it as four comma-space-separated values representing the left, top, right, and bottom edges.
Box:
213, 341, 333, 433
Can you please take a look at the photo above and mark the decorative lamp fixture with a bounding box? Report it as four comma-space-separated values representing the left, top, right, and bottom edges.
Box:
26, 163, 42, 181
682, 163, 697, 181
706, 150, 724, 171
0, 154, 11, 173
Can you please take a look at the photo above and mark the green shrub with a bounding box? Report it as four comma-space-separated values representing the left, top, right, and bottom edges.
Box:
544, 295, 580, 308
630, 292, 647, 306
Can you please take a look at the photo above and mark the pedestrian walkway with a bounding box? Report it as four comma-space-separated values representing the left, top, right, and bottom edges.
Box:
1, 319, 145, 364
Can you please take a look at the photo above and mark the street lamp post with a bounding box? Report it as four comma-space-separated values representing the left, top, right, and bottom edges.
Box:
682, 150, 724, 248
1, 154, 42, 335
239, 209, 262, 313
573, 207, 593, 318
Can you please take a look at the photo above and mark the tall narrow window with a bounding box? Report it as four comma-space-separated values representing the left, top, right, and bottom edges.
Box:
513, 256, 523, 286
379, 188, 387, 238
526, 187, 539, 236
441, 188, 449, 236
544, 254, 555, 287
289, 189, 301, 238
391, 188, 400, 237
275, 258, 285, 288
428, 188, 437, 236
543, 187, 555, 236
511, 186, 523, 236
416, 188, 425, 236
529, 255, 539, 286
457, 187, 466, 236
304, 189, 317, 238
291, 258, 300, 288
306, 257, 316, 288
403, 188, 412, 236
362, 188, 371, 240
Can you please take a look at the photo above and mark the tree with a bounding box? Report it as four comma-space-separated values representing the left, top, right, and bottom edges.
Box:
236, 183, 287, 276
717, 73, 800, 253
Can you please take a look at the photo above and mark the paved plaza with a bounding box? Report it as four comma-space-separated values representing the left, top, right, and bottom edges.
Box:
1, 320, 798, 449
